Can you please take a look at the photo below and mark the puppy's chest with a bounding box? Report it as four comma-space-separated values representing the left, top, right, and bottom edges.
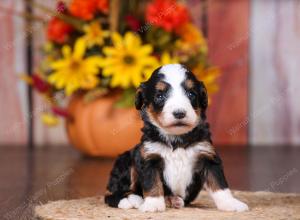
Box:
162, 148, 197, 198
144, 143, 202, 198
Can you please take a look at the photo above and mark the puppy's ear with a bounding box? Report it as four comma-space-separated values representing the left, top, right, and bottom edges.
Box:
198, 81, 208, 110
135, 84, 145, 110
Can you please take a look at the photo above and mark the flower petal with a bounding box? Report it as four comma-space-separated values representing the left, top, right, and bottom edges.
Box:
62, 45, 71, 58
73, 38, 86, 60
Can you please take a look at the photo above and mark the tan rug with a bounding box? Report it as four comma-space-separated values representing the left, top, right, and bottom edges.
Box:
35, 191, 300, 220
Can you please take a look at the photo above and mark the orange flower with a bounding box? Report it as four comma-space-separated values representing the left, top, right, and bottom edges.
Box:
47, 18, 73, 44
177, 23, 206, 46
96, 0, 109, 14
146, 0, 189, 32
69, 0, 108, 20
69, 0, 96, 20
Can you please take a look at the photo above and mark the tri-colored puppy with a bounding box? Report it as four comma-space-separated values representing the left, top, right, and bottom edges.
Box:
104, 64, 249, 212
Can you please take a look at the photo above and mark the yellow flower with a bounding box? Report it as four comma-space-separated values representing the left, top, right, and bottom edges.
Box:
41, 113, 59, 126
81, 21, 109, 48
193, 64, 220, 103
100, 32, 158, 88
160, 52, 179, 65
48, 38, 102, 95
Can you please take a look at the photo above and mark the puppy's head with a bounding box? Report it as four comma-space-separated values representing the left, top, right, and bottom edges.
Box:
136, 64, 207, 135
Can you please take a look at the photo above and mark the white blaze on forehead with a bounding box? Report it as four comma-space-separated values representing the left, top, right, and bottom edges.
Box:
160, 64, 186, 86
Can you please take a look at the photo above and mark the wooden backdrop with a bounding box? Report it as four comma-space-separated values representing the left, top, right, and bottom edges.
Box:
206, 0, 249, 145
250, 0, 300, 146
0, 0, 299, 147
0, 0, 28, 146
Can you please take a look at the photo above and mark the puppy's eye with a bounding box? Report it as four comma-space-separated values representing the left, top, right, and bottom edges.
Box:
187, 91, 196, 99
157, 94, 163, 99
155, 93, 164, 100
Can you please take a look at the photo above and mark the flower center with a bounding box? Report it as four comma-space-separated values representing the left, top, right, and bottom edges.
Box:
91, 29, 100, 38
123, 55, 135, 65
70, 60, 81, 70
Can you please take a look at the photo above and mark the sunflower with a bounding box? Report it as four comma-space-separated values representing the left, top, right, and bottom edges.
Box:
100, 32, 158, 88
81, 21, 109, 48
48, 38, 102, 95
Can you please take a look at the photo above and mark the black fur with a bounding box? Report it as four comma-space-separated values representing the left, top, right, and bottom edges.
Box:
184, 154, 228, 204
105, 65, 229, 208
104, 151, 133, 207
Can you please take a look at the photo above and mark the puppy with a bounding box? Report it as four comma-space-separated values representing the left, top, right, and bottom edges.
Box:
104, 64, 249, 212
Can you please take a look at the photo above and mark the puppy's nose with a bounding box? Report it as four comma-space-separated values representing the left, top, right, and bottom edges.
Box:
173, 110, 186, 119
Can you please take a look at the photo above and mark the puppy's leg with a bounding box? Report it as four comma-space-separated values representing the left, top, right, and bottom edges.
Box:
138, 157, 166, 212
139, 172, 165, 212
205, 155, 249, 212
105, 151, 143, 209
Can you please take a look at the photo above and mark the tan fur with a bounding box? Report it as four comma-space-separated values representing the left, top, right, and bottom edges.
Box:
140, 145, 146, 158
184, 79, 194, 89
144, 172, 164, 197
130, 166, 138, 191
206, 172, 221, 192
147, 104, 164, 128
155, 81, 167, 91
197, 142, 219, 192
196, 142, 216, 160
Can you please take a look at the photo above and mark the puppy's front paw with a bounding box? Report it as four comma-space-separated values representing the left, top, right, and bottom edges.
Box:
139, 196, 166, 212
118, 198, 133, 209
217, 198, 249, 212
128, 194, 143, 208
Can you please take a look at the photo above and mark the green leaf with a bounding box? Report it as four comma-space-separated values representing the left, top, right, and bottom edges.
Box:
83, 88, 108, 103
114, 88, 136, 108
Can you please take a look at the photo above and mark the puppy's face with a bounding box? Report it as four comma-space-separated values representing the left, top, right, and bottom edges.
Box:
136, 64, 208, 135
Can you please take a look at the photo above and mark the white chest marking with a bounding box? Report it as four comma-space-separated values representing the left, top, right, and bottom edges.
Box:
144, 142, 213, 198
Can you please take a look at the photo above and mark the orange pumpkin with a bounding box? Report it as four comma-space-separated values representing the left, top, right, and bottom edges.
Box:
66, 93, 143, 157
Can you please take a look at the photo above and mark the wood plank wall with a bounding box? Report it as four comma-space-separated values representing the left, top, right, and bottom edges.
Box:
206, 0, 249, 145
0, 0, 28, 145
250, 0, 300, 146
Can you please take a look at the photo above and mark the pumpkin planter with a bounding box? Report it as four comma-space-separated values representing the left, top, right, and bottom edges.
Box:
66, 93, 142, 157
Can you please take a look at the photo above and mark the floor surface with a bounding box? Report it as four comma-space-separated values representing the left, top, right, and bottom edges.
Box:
0, 146, 299, 219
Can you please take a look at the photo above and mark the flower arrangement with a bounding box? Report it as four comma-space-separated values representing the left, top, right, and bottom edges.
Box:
24, 0, 220, 126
